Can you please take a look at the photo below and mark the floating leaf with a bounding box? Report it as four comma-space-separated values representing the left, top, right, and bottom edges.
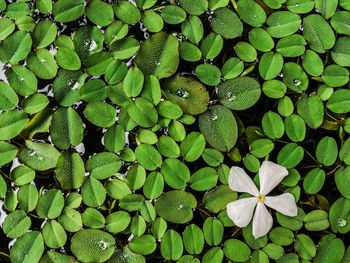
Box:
199, 105, 238, 152
10, 231, 44, 263
71, 229, 115, 263
211, 8, 243, 39
135, 32, 179, 79
155, 190, 197, 224
19, 141, 61, 171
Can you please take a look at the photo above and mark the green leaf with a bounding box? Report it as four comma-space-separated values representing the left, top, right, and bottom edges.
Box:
55, 47, 81, 70
202, 247, 224, 263
183, 224, 204, 255
36, 0, 52, 14
135, 144, 162, 171
201, 33, 223, 59
36, 189, 64, 219
142, 10, 164, 33
283, 62, 309, 93
162, 75, 209, 115
199, 105, 238, 152
0, 18, 15, 41
161, 5, 187, 25
3, 210, 31, 239
218, 77, 261, 110
53, 0, 84, 22
335, 166, 350, 198
106, 211, 130, 233
314, 234, 345, 263
249, 28, 274, 52
285, 114, 306, 142
0, 110, 29, 140
190, 167, 218, 191
81, 177, 106, 207
316, 136, 338, 166
135, 32, 179, 79
180, 132, 206, 162
267, 11, 301, 38
182, 16, 204, 44
331, 37, 350, 67
161, 158, 190, 189
86, 152, 121, 180
110, 38, 140, 60
161, 230, 183, 261
58, 208, 82, 232
105, 59, 127, 85
73, 25, 104, 61
331, 11, 350, 36
196, 64, 221, 86
315, 0, 337, 19
105, 179, 131, 200
53, 69, 87, 107
237, 0, 266, 27
119, 194, 145, 211
17, 184, 38, 212
80, 79, 107, 102
50, 107, 84, 150
143, 172, 164, 199
259, 52, 283, 80
21, 93, 49, 114
211, 7, 243, 39
108, 247, 145, 263
203, 217, 224, 246
10, 231, 44, 263
262, 80, 286, 99
32, 21, 57, 48
302, 49, 324, 76
262, 112, 284, 139
322, 65, 349, 87
203, 185, 237, 213
303, 14, 335, 53
56, 152, 85, 190
221, 57, 244, 79
155, 190, 197, 224
277, 143, 304, 169
224, 239, 251, 262
179, 41, 202, 62
86, 0, 114, 26
303, 168, 325, 194
123, 67, 144, 97
85, 102, 116, 127
19, 141, 61, 171
304, 210, 330, 231
178, 0, 208, 15
329, 197, 350, 234
127, 98, 158, 127
27, 48, 58, 80
297, 94, 324, 128
276, 34, 306, 57
10, 165, 35, 186
294, 234, 316, 260
129, 235, 157, 255
71, 229, 115, 263
42, 220, 67, 248
114, 1, 141, 24
81, 208, 105, 229
104, 125, 125, 153
0, 31, 32, 65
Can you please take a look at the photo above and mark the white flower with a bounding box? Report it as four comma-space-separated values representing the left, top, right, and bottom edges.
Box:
226, 160, 298, 239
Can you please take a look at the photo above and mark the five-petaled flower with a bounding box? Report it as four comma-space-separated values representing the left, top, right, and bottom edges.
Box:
226, 160, 298, 239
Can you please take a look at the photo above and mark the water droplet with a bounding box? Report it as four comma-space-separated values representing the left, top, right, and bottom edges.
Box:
71, 82, 79, 90
253, 14, 257, 18
29, 150, 36, 157
227, 92, 236, 101
294, 3, 299, 7
177, 204, 183, 209
177, 89, 188, 98
293, 79, 302, 87
338, 218, 347, 227
98, 241, 108, 250
40, 58, 45, 63
211, 114, 218, 121
19, 77, 24, 81
277, 23, 281, 27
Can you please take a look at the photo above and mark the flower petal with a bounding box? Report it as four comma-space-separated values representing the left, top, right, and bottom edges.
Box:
229, 166, 259, 196
252, 202, 273, 239
264, 193, 298, 217
226, 197, 258, 228
259, 161, 288, 195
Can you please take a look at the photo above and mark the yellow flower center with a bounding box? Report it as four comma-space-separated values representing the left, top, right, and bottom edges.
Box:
257, 194, 265, 202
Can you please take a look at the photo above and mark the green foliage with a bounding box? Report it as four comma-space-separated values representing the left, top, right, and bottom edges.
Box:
0, 1, 349, 262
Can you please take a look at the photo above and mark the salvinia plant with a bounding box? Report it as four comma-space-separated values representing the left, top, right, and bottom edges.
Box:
0, 0, 350, 262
